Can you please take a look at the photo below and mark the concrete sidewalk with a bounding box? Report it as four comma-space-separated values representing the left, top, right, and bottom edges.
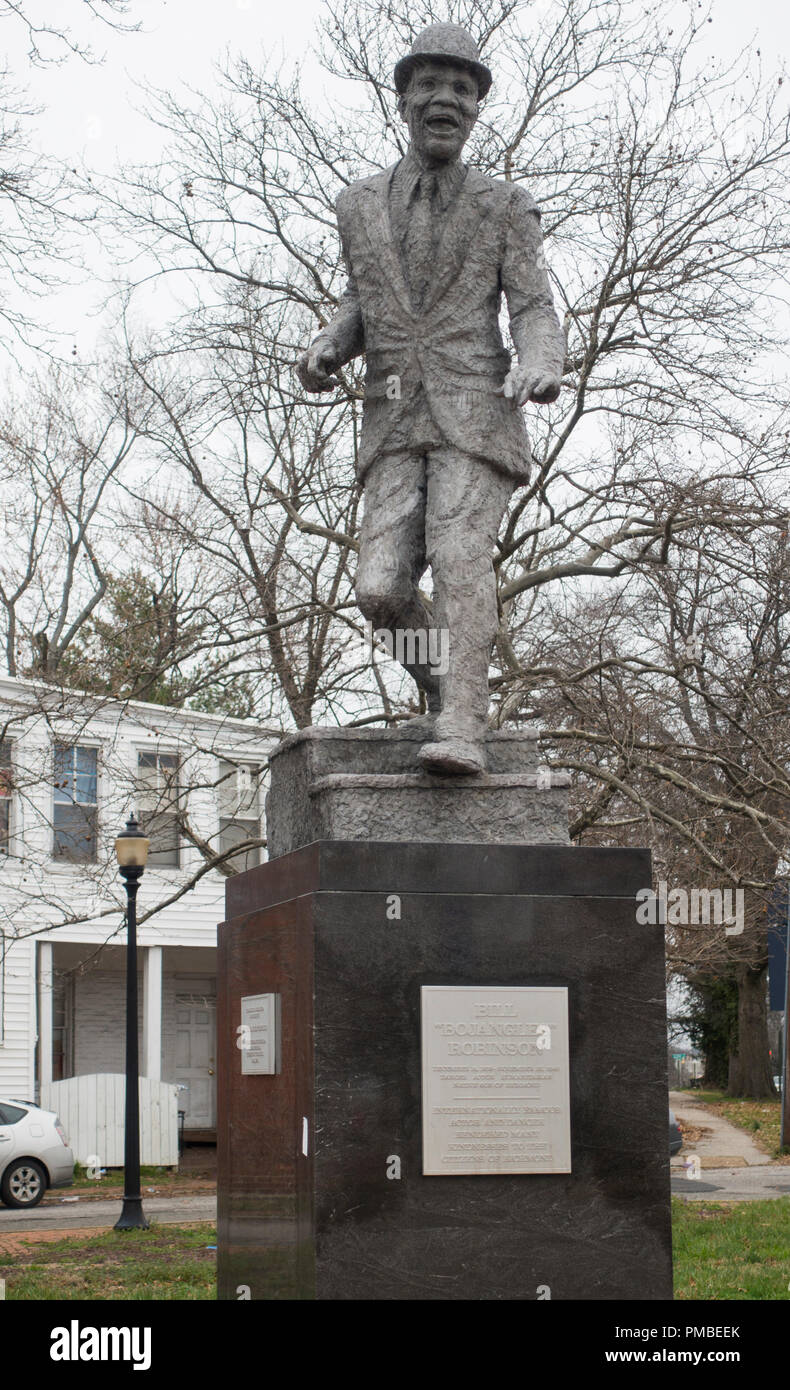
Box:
0, 1194, 216, 1235
669, 1089, 772, 1169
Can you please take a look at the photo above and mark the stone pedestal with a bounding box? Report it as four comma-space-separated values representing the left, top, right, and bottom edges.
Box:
217, 840, 673, 1301
266, 724, 570, 857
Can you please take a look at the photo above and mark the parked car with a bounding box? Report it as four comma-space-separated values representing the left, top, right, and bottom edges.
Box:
0, 1098, 75, 1208
669, 1109, 683, 1156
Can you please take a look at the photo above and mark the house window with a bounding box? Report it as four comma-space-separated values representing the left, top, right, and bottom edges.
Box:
53, 744, 98, 863
0, 741, 11, 854
218, 760, 261, 872
138, 752, 180, 867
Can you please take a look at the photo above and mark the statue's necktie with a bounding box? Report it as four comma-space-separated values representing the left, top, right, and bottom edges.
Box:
405, 172, 438, 310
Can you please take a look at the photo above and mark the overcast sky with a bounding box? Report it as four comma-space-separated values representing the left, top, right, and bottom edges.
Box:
3, 0, 788, 354
14, 0, 790, 167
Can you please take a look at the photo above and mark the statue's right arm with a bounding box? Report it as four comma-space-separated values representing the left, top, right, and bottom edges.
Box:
316, 245, 365, 366
298, 199, 365, 393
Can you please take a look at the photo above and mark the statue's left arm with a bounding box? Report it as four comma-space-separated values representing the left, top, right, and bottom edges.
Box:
498, 185, 565, 408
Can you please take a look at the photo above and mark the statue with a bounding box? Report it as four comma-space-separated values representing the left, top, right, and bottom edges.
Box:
298, 23, 564, 775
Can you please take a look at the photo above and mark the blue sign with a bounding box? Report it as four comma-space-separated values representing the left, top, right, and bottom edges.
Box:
767, 883, 789, 1013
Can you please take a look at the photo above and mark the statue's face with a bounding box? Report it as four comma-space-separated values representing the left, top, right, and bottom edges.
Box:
398, 59, 479, 166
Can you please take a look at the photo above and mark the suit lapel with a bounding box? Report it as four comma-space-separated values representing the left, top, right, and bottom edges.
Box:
359, 168, 413, 316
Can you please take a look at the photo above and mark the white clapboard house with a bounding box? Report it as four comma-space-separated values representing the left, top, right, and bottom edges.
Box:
0, 675, 274, 1163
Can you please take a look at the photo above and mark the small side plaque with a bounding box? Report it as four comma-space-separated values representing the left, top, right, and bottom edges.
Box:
240, 993, 280, 1075
421, 985, 571, 1175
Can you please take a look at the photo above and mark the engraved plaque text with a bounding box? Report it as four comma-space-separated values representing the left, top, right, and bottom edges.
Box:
421, 985, 571, 1175
240, 993, 280, 1075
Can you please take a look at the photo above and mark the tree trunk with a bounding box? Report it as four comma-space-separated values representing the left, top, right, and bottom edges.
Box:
727, 962, 775, 1097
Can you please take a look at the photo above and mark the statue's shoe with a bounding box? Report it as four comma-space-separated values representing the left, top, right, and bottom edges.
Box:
417, 737, 486, 776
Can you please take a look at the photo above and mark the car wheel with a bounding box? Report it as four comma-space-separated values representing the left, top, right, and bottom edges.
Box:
1, 1159, 47, 1208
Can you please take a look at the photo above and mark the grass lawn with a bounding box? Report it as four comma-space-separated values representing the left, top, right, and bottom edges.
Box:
65, 1164, 214, 1197
70, 1164, 176, 1192
0, 1222, 216, 1300
673, 1197, 790, 1299
1, 1204, 789, 1300
676, 1089, 787, 1160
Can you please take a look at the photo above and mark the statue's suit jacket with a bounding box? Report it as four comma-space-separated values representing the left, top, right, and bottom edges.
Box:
312, 161, 566, 485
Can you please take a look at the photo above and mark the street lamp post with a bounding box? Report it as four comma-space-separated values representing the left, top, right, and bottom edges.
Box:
114, 814, 150, 1231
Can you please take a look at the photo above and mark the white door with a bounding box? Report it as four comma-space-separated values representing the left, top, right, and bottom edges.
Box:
174, 998, 216, 1129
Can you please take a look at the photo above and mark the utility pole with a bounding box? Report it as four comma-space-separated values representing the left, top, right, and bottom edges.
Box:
781, 884, 790, 1151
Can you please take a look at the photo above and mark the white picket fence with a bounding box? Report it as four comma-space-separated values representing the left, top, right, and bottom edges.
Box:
39, 1074, 179, 1167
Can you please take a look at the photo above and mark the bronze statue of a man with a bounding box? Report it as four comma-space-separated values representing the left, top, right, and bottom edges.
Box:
298, 23, 564, 774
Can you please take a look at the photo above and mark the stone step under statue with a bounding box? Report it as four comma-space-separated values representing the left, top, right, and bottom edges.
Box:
266, 723, 570, 858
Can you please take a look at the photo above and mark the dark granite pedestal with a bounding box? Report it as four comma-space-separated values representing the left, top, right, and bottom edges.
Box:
217, 841, 673, 1301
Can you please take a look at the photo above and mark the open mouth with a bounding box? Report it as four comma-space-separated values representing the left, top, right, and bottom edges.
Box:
425, 115, 458, 135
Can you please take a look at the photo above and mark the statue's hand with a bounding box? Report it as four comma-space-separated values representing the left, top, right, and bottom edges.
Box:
496, 367, 561, 408
297, 343, 340, 393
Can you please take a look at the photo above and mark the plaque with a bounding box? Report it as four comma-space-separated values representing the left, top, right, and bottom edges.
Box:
240, 993, 280, 1075
421, 985, 571, 1175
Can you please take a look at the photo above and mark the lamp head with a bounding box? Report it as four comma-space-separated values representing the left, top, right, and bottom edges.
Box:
115, 813, 150, 870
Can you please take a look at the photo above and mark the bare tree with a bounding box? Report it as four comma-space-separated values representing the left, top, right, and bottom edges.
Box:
117, 304, 393, 728
0, 1, 138, 65
504, 505, 790, 1095
0, 0, 140, 346
0, 360, 146, 678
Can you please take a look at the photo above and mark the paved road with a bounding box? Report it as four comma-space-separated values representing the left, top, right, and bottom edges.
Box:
671, 1165, 790, 1202
0, 1194, 216, 1234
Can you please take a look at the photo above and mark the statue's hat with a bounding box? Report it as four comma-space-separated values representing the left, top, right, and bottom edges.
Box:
394, 23, 492, 99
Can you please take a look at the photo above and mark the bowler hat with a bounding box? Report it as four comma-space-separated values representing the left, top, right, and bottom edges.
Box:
394, 22, 492, 99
